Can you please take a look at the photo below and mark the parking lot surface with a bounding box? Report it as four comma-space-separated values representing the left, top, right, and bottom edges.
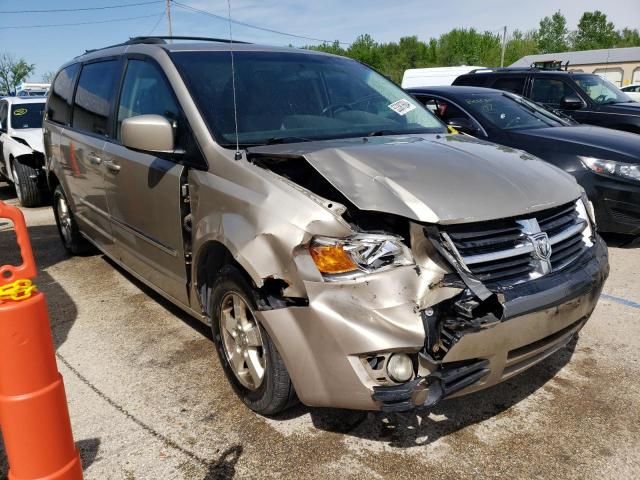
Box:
1, 182, 639, 480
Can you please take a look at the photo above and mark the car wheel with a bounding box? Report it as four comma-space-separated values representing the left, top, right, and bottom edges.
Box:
11, 160, 43, 207
210, 265, 297, 415
52, 184, 93, 255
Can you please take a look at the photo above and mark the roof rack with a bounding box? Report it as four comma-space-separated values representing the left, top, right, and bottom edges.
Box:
467, 62, 571, 74
82, 35, 251, 55
126, 36, 252, 45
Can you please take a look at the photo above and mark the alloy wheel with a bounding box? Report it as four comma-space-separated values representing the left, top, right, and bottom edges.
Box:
219, 292, 266, 390
56, 194, 73, 245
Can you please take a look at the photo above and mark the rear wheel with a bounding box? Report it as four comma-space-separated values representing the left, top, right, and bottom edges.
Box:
11, 160, 42, 207
210, 266, 297, 415
53, 184, 93, 255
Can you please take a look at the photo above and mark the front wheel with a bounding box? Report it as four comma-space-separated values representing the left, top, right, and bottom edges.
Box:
11, 160, 43, 207
210, 266, 297, 415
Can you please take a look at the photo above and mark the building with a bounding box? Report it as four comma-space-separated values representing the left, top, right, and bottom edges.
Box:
510, 47, 640, 87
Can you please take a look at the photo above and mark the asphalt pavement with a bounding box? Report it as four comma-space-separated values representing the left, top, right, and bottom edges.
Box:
1, 182, 639, 480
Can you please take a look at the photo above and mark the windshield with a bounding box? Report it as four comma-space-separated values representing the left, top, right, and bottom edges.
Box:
574, 74, 632, 104
11, 103, 44, 129
459, 93, 566, 130
171, 51, 445, 147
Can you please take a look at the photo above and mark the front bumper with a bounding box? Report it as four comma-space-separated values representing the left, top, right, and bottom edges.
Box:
579, 171, 640, 236
258, 236, 608, 411
374, 236, 608, 412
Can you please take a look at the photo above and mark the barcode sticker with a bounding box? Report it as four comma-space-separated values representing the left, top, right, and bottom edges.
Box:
388, 99, 416, 116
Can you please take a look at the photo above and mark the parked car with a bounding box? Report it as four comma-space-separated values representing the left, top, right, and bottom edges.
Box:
0, 96, 47, 206
453, 68, 640, 134
621, 83, 640, 102
44, 37, 608, 415
401, 66, 484, 88
409, 86, 640, 236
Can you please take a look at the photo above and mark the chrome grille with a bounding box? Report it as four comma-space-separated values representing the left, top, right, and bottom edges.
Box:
438, 201, 593, 286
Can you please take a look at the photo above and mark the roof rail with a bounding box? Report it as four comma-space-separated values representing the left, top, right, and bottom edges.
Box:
81, 35, 251, 56
467, 63, 571, 75
127, 36, 252, 45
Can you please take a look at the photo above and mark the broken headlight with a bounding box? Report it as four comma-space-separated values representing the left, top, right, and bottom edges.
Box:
309, 234, 413, 278
580, 156, 640, 183
577, 195, 595, 241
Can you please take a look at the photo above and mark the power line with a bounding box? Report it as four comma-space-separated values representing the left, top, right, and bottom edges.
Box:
171, 1, 350, 45
0, 13, 163, 30
0, 1, 163, 14
148, 12, 166, 35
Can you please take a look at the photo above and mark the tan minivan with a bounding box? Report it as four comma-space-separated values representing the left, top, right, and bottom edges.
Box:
44, 37, 608, 415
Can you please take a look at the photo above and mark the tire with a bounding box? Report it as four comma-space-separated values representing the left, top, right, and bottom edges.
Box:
11, 159, 43, 207
52, 184, 93, 255
209, 265, 297, 415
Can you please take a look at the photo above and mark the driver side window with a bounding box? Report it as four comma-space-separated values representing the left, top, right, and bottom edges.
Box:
117, 59, 180, 142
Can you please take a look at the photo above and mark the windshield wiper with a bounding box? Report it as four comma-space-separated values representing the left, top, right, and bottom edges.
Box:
367, 129, 404, 137
264, 136, 313, 145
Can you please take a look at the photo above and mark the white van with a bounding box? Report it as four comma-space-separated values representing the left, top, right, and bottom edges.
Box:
401, 66, 484, 88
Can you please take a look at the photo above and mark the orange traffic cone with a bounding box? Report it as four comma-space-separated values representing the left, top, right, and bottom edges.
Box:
0, 201, 83, 479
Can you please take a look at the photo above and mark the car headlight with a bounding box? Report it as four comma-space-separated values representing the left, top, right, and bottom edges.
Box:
576, 195, 595, 241
579, 156, 640, 183
309, 234, 413, 278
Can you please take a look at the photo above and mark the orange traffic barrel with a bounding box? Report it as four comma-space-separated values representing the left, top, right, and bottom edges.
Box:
0, 201, 83, 479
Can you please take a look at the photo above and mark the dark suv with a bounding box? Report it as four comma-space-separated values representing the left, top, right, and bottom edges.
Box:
453, 68, 640, 134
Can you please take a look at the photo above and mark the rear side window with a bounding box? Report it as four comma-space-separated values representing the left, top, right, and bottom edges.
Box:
531, 78, 576, 105
72, 60, 119, 137
491, 77, 526, 94
48, 64, 79, 125
453, 75, 487, 87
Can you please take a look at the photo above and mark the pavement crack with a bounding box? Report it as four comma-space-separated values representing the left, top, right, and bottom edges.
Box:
56, 352, 212, 468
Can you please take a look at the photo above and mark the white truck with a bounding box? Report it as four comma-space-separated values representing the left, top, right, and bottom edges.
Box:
0, 97, 47, 206
401, 66, 484, 88
15, 82, 50, 97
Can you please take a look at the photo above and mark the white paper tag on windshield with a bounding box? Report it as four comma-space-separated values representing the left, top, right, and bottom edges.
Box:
388, 99, 416, 116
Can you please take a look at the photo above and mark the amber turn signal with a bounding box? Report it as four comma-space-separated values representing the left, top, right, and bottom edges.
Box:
309, 244, 358, 274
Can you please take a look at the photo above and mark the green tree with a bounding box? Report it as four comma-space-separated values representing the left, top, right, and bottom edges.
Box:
345, 34, 382, 69
616, 28, 640, 47
573, 11, 620, 50
41, 71, 56, 84
436, 28, 501, 67
504, 30, 539, 66
537, 11, 568, 53
309, 40, 345, 56
0, 53, 36, 94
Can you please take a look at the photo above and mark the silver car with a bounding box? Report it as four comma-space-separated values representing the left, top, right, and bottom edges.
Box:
44, 37, 609, 415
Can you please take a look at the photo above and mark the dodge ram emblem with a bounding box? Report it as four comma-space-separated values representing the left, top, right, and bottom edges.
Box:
528, 232, 552, 273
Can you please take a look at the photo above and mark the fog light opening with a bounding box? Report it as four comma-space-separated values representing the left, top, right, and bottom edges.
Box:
386, 353, 414, 383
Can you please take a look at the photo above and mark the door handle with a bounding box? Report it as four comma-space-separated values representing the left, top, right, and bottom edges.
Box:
104, 160, 121, 173
87, 152, 102, 165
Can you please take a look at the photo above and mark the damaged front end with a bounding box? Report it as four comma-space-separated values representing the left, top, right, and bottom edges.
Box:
245, 146, 608, 411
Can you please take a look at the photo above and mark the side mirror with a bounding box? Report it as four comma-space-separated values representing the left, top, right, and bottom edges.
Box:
121, 114, 175, 153
560, 94, 584, 110
447, 117, 479, 135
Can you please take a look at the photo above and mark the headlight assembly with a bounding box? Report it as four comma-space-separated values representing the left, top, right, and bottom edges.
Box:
309, 234, 413, 278
579, 156, 640, 183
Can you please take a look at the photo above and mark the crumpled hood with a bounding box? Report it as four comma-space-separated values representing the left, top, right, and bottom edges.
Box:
249, 134, 581, 224
11, 128, 44, 153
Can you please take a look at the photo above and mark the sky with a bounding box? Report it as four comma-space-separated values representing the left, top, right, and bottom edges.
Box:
0, 0, 638, 81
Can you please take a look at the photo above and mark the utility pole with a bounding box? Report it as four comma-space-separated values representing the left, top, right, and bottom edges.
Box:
500, 26, 507, 67
166, 0, 173, 37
